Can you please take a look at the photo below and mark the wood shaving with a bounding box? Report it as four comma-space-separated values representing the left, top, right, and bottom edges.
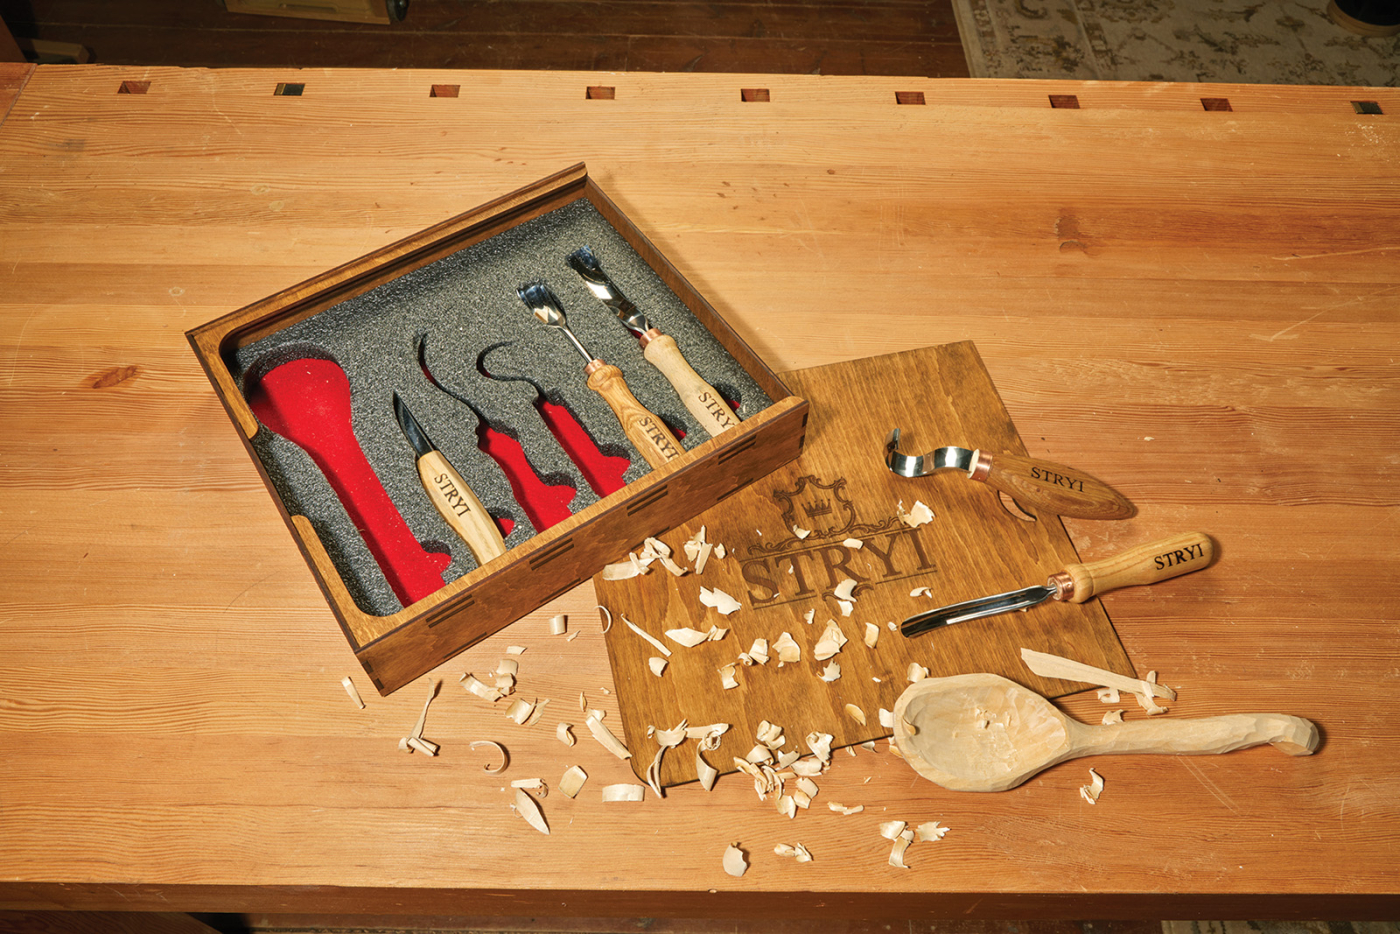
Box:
879, 820, 907, 840
683, 526, 706, 563
601, 554, 649, 580
699, 586, 742, 615
915, 821, 949, 841
776, 795, 797, 819
792, 789, 812, 809
505, 698, 535, 725
468, 740, 508, 772
889, 829, 915, 869
405, 736, 438, 756
666, 627, 712, 647
718, 663, 739, 689
745, 744, 774, 764
506, 645, 526, 656
655, 720, 689, 748
805, 732, 834, 762
510, 777, 546, 792
1102, 709, 1125, 725
756, 720, 784, 748
833, 578, 858, 602
802, 608, 816, 625
723, 844, 748, 877
740, 637, 769, 665
714, 544, 726, 560
566, 630, 582, 642
585, 712, 632, 760
340, 676, 366, 709
828, 802, 864, 815
843, 538, 864, 549
1020, 647, 1175, 700
602, 783, 646, 802
776, 750, 801, 768
648, 656, 668, 677
909, 586, 932, 598
513, 788, 549, 835
1080, 767, 1105, 804
578, 692, 587, 711
838, 600, 854, 617
559, 765, 587, 798
864, 623, 880, 647
643, 536, 672, 557
462, 672, 507, 703
1098, 687, 1121, 704
401, 679, 440, 752
791, 757, 824, 777
898, 500, 934, 528
694, 541, 714, 575
845, 703, 867, 725
623, 616, 672, 657
497, 658, 520, 678
907, 662, 929, 683
795, 776, 818, 799
814, 619, 848, 660
658, 554, 689, 577
1136, 671, 1170, 715
598, 605, 613, 633
557, 722, 576, 746
792, 525, 811, 540
549, 614, 568, 635
687, 722, 730, 743
775, 842, 814, 862
773, 631, 801, 665
696, 749, 719, 791
860, 740, 877, 751
523, 697, 551, 728
878, 707, 895, 728
820, 661, 842, 682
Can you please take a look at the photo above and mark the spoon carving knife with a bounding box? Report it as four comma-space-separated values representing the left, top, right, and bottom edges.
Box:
886, 428, 1135, 520
568, 245, 739, 437
900, 531, 1213, 637
392, 392, 507, 567
517, 281, 683, 469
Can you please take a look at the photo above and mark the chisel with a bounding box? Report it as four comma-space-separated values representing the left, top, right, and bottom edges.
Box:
901, 531, 1213, 637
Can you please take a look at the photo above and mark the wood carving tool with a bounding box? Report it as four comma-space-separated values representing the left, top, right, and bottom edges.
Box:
246, 357, 450, 607
517, 281, 684, 469
900, 531, 1213, 637
567, 245, 739, 437
392, 392, 508, 566
893, 672, 1319, 792
886, 428, 1134, 520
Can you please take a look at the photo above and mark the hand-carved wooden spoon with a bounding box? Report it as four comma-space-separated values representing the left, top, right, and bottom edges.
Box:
247, 357, 451, 608
892, 673, 1319, 793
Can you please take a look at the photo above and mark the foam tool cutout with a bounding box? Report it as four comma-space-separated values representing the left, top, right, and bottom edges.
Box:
246, 357, 451, 607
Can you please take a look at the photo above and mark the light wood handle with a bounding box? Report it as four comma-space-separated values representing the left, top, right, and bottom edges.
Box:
642, 333, 740, 438
976, 451, 1134, 520
585, 362, 684, 469
1077, 712, 1320, 758
416, 451, 508, 566
1059, 531, 1214, 603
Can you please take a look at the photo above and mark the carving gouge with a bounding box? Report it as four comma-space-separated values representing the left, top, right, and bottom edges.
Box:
567, 245, 739, 437
393, 392, 508, 567
886, 429, 1135, 520
517, 281, 684, 469
900, 531, 1213, 637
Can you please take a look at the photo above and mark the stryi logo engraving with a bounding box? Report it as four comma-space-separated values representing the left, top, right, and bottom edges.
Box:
1154, 541, 1206, 569
1030, 465, 1084, 492
434, 472, 477, 517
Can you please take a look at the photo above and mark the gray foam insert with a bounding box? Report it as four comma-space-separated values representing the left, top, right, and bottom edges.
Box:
230, 199, 772, 617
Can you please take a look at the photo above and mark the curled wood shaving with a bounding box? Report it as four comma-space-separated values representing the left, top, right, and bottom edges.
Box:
915, 821, 949, 842
696, 748, 719, 791
1080, 767, 1105, 804
741, 637, 769, 666
341, 676, 366, 709
1102, 709, 1125, 725
510, 777, 546, 792
684, 526, 706, 562
1097, 687, 1121, 704
907, 662, 929, 683
514, 788, 549, 835
405, 736, 439, 756
776, 795, 797, 819
557, 722, 576, 746
718, 663, 739, 689
794, 776, 818, 799
879, 820, 907, 840
585, 712, 632, 760
805, 732, 834, 762
776, 750, 801, 768
497, 658, 519, 678
838, 600, 854, 617
898, 500, 934, 528
687, 722, 730, 742
791, 757, 824, 777
845, 703, 867, 725
775, 842, 814, 862
549, 614, 568, 635
814, 620, 848, 660
523, 697, 551, 727
666, 627, 711, 647
828, 802, 864, 815
864, 623, 880, 648
658, 554, 689, 577
909, 586, 932, 598
649, 656, 668, 677
602, 783, 646, 802
792, 525, 812, 540
723, 844, 748, 877
601, 555, 649, 580
699, 586, 742, 615
756, 720, 785, 748
623, 616, 672, 657
1136, 671, 1170, 715
833, 578, 858, 602
878, 707, 895, 728
843, 537, 864, 549
655, 720, 689, 748
506, 645, 526, 656
505, 698, 535, 724
820, 661, 842, 682
1019, 647, 1176, 700
791, 789, 812, 809
745, 744, 774, 764
889, 829, 915, 869
566, 630, 582, 642
773, 631, 801, 665
401, 679, 440, 753
598, 605, 613, 633
469, 740, 508, 772
559, 765, 587, 798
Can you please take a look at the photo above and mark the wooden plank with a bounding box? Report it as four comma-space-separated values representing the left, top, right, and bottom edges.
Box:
0, 61, 32, 126
0, 912, 223, 934
597, 342, 1137, 786
0, 66, 1397, 917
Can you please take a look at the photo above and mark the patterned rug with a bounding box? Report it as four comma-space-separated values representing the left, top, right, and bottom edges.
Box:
952, 0, 1400, 84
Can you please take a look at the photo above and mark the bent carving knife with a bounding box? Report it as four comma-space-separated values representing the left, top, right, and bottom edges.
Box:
886, 428, 1135, 520
393, 392, 508, 567
900, 531, 1213, 637
567, 245, 739, 437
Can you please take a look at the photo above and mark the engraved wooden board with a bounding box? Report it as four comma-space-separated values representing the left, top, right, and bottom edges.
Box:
595, 341, 1136, 787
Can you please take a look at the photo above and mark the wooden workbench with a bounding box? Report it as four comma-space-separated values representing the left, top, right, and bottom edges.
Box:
1, 64, 1396, 921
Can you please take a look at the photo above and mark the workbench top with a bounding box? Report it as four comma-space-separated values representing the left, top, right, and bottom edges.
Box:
1, 63, 1396, 920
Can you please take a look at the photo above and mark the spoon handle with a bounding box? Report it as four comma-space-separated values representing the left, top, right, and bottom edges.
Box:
1075, 712, 1320, 758
1055, 531, 1213, 603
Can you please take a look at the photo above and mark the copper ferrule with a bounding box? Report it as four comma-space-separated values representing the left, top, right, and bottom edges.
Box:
637, 327, 663, 349
583, 358, 607, 377
968, 450, 992, 482
1046, 570, 1075, 601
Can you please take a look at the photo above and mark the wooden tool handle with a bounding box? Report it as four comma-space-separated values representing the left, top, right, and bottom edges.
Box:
416, 451, 508, 566
585, 362, 684, 468
1057, 531, 1214, 603
1077, 712, 1320, 758
642, 333, 740, 438
975, 451, 1134, 519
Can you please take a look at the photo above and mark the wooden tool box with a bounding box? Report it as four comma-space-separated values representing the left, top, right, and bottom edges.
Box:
187, 164, 808, 695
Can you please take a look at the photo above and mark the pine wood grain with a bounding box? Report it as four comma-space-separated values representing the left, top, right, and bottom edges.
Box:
0, 66, 1398, 918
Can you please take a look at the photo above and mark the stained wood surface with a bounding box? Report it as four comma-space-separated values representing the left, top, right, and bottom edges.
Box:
1, 66, 1398, 918
596, 342, 1137, 787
